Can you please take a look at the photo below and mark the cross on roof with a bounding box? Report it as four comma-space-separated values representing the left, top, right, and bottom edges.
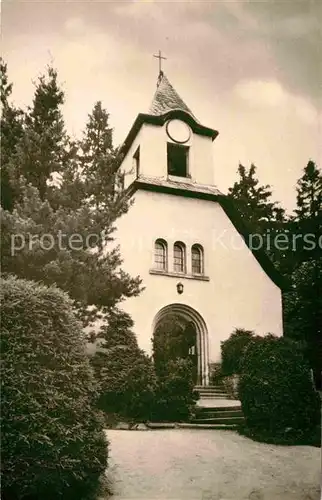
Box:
153, 50, 167, 75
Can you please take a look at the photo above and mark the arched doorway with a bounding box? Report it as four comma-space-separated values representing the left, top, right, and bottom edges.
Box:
152, 304, 209, 386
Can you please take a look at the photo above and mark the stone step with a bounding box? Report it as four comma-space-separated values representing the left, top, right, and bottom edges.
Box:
196, 385, 225, 389
146, 422, 176, 429
197, 405, 241, 413
198, 395, 230, 399
196, 388, 226, 393
195, 385, 224, 389
198, 390, 228, 394
191, 416, 244, 425
195, 410, 243, 419
197, 404, 242, 411
198, 404, 241, 410
198, 391, 227, 396
195, 386, 229, 398
177, 423, 237, 430
197, 390, 228, 395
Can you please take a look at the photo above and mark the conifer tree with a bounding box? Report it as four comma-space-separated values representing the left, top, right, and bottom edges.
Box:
295, 160, 322, 219
293, 160, 322, 264
284, 161, 322, 388
75, 101, 127, 249
227, 163, 286, 268
79, 101, 123, 206
283, 259, 322, 389
19, 66, 70, 199
0, 59, 24, 210
90, 308, 156, 420
1, 64, 141, 326
228, 163, 285, 230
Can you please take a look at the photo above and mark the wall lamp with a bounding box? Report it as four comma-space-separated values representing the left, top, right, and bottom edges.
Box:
176, 282, 184, 294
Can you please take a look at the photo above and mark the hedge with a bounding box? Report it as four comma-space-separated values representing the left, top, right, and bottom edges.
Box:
220, 328, 256, 376
151, 358, 198, 422
92, 346, 156, 421
91, 313, 156, 421
1, 276, 108, 500
239, 335, 321, 445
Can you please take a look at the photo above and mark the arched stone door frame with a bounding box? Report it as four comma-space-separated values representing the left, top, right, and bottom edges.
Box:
152, 303, 209, 386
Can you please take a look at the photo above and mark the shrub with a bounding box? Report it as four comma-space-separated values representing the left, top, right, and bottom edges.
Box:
221, 328, 255, 376
209, 363, 223, 385
221, 375, 240, 399
239, 335, 321, 445
91, 311, 156, 421
209, 364, 240, 400
151, 358, 198, 422
1, 276, 108, 500
93, 347, 156, 421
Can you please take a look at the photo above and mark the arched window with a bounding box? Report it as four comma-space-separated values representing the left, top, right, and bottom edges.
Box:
173, 242, 186, 273
191, 244, 203, 274
154, 239, 167, 270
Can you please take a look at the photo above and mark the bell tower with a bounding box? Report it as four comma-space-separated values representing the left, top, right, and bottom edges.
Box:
119, 69, 219, 189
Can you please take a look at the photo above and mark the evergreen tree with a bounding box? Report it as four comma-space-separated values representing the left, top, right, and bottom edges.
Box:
79, 101, 123, 208
293, 160, 322, 264
283, 259, 322, 388
1, 65, 141, 327
94, 308, 139, 351
0, 59, 24, 210
284, 161, 322, 388
75, 101, 127, 251
228, 163, 285, 231
1, 182, 141, 326
227, 163, 286, 268
295, 160, 322, 220
91, 309, 156, 420
19, 66, 70, 199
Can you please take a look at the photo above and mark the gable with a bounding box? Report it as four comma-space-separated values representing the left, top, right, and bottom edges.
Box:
126, 179, 288, 290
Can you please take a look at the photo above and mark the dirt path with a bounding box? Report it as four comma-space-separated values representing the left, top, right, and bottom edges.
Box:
104, 429, 320, 500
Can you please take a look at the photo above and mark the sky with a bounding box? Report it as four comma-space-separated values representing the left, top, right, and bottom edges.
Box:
2, 0, 322, 213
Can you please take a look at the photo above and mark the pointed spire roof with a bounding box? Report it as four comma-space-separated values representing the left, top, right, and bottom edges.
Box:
149, 71, 197, 120
120, 71, 219, 160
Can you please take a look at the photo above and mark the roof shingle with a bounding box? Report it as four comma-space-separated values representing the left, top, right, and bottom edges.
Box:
149, 72, 197, 120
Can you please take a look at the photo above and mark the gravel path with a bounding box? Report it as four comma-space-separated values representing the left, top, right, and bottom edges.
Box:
105, 429, 320, 500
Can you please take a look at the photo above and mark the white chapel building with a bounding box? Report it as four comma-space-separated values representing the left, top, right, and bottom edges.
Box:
114, 71, 284, 386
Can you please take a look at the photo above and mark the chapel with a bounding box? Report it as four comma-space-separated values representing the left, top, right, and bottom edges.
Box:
114, 67, 283, 385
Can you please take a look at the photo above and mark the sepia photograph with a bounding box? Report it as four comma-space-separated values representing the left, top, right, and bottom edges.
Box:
1, 1, 321, 499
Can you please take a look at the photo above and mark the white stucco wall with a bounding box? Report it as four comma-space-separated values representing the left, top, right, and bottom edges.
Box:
114, 189, 283, 364
122, 121, 215, 187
